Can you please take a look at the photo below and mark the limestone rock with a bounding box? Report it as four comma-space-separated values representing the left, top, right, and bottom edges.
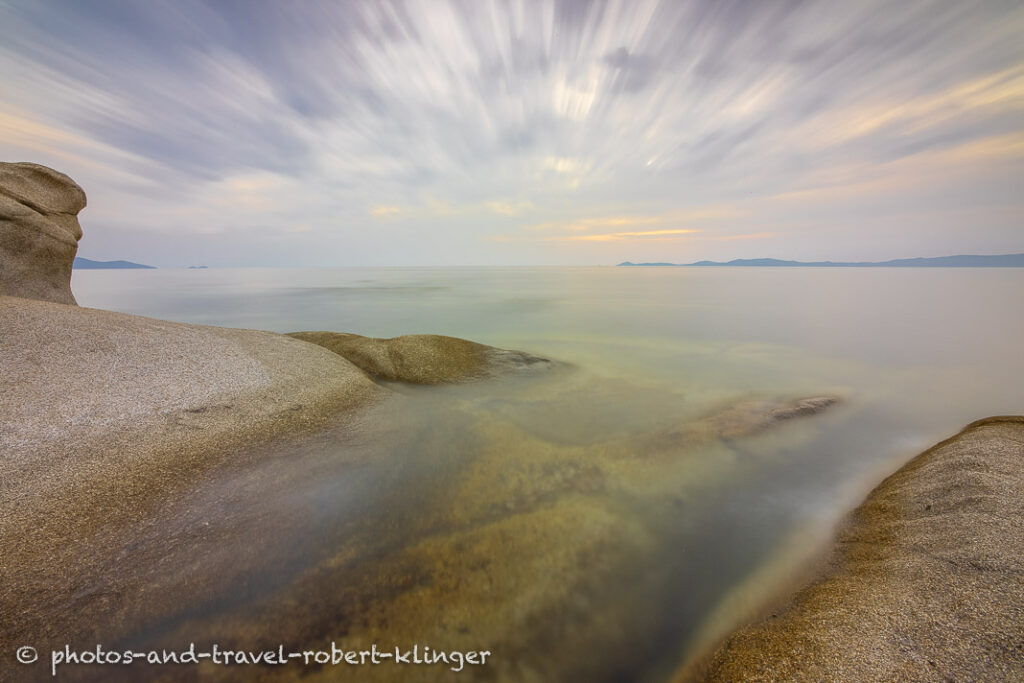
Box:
0, 162, 86, 305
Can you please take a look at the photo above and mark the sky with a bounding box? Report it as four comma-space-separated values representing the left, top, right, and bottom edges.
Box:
1, 0, 1022, 267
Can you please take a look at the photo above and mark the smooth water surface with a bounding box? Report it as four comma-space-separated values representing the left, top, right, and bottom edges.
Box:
71, 266, 1024, 680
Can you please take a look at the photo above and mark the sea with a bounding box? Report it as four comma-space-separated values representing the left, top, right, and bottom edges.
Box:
71, 265, 1024, 680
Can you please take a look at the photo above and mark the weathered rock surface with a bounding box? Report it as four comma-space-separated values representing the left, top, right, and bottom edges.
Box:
683, 416, 1024, 682
0, 294, 383, 547
0, 163, 854, 682
288, 331, 553, 384
0, 294, 383, 677
0, 162, 86, 304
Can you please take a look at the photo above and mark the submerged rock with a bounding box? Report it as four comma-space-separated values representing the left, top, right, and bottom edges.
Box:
0, 162, 86, 305
0, 162, 855, 681
689, 396, 838, 440
637, 395, 840, 453
288, 331, 553, 384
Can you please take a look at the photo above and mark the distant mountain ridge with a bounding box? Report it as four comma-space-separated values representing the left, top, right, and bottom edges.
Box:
618, 254, 1024, 268
73, 257, 155, 269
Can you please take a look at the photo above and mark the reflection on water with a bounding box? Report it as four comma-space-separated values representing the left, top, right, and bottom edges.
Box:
70, 266, 1024, 680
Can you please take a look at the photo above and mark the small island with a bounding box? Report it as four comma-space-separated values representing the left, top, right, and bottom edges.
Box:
74, 257, 155, 269
618, 254, 1024, 267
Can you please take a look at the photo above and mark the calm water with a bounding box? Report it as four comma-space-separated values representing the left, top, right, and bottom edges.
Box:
71, 266, 1024, 680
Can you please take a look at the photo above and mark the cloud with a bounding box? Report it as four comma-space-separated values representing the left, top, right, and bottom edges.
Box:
526, 215, 665, 232
543, 157, 590, 174
550, 228, 701, 242
370, 205, 404, 219
0, 0, 1021, 265
789, 63, 1024, 155
485, 200, 533, 216
712, 232, 777, 242
767, 132, 1024, 206
524, 206, 742, 234
602, 47, 659, 93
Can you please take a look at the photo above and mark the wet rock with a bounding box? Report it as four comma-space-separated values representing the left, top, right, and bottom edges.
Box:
288, 331, 553, 384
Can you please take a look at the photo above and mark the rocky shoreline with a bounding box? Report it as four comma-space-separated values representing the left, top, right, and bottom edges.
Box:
0, 162, 564, 674
10, 161, 1014, 681
678, 415, 1024, 681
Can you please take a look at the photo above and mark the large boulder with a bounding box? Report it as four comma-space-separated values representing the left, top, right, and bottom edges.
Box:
0, 162, 86, 305
287, 331, 553, 384
686, 416, 1024, 682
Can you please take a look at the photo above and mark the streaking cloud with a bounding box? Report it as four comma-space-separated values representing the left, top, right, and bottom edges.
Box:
0, 0, 1021, 265
550, 229, 702, 242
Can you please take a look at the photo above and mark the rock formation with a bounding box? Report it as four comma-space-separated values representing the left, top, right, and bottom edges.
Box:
288, 331, 553, 384
0, 162, 857, 682
0, 162, 87, 305
683, 416, 1024, 682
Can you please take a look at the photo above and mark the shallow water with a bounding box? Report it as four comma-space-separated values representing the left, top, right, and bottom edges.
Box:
71, 266, 1024, 679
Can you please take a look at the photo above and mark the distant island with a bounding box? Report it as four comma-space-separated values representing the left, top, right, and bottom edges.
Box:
73, 257, 155, 269
618, 253, 1024, 268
